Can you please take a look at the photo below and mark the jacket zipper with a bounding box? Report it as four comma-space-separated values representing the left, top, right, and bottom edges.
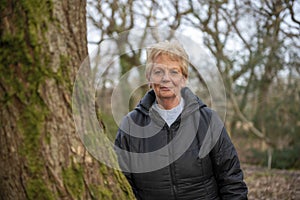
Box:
167, 126, 178, 200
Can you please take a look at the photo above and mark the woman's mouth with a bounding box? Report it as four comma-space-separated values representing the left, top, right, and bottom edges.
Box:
160, 86, 171, 91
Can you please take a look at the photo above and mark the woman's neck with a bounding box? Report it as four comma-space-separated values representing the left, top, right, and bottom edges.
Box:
156, 96, 181, 110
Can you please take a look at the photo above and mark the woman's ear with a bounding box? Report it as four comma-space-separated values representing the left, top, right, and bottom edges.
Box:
181, 76, 187, 87
147, 75, 153, 88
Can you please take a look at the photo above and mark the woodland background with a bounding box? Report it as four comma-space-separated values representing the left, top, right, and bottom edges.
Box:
0, 0, 299, 199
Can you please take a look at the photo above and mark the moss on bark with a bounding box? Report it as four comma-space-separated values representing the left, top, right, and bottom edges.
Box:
62, 163, 85, 198
0, 1, 56, 198
1, 0, 135, 199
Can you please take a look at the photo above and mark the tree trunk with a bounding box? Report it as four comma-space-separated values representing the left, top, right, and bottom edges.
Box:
0, 1, 134, 199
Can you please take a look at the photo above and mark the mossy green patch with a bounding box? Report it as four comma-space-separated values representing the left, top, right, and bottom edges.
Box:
114, 169, 134, 196
0, 0, 57, 198
97, 111, 119, 141
62, 163, 85, 198
55, 55, 73, 93
99, 163, 109, 175
89, 184, 113, 200
16, 92, 52, 199
26, 179, 55, 200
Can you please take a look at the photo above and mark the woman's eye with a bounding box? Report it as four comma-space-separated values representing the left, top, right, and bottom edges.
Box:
170, 70, 179, 75
154, 70, 163, 75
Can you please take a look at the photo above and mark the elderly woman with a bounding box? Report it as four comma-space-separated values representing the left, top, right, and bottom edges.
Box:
115, 40, 248, 200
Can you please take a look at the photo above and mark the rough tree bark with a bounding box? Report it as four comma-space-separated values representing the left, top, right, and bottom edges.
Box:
0, 1, 134, 199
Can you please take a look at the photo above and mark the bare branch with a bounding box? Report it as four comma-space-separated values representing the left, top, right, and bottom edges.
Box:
228, 86, 275, 147
286, 0, 300, 25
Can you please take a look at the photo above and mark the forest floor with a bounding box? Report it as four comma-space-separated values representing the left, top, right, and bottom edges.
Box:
242, 164, 300, 200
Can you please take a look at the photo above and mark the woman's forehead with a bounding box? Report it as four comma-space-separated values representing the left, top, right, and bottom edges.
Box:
152, 63, 181, 70
154, 54, 181, 65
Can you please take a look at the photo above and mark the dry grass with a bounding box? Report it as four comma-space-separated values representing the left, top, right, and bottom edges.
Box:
242, 164, 300, 200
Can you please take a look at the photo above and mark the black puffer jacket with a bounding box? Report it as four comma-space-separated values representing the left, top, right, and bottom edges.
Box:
115, 87, 248, 200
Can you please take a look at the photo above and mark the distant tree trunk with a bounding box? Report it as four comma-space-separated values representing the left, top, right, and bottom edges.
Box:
0, 1, 134, 199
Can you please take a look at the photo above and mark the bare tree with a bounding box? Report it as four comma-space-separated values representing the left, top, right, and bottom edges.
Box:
184, 0, 300, 168
88, 0, 300, 169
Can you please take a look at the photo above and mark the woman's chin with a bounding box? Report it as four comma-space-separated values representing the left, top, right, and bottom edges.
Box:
158, 91, 178, 99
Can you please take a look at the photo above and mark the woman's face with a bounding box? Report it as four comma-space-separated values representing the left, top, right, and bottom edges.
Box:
149, 54, 186, 102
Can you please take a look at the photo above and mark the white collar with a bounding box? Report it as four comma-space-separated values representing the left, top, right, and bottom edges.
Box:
152, 98, 184, 127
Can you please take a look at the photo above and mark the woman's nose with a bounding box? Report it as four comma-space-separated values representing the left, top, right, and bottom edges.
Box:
161, 72, 171, 81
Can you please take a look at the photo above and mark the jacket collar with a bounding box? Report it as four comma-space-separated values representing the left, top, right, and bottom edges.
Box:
135, 87, 206, 115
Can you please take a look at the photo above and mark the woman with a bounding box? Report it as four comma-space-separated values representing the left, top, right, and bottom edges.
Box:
115, 40, 248, 200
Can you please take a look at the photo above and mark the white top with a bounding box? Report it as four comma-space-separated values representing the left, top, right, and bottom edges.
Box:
152, 98, 185, 127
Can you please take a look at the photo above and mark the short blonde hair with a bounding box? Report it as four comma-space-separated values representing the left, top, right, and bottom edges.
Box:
146, 40, 189, 80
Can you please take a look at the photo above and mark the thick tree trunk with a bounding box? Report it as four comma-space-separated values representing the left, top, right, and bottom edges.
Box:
0, 1, 134, 199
